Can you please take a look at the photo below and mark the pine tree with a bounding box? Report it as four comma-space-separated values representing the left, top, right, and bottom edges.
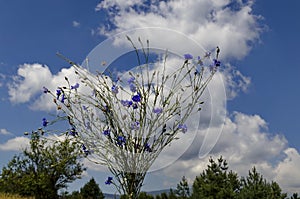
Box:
191, 156, 240, 199
175, 176, 190, 198
168, 189, 178, 199
138, 192, 154, 199
156, 192, 168, 199
80, 178, 104, 199
238, 167, 287, 199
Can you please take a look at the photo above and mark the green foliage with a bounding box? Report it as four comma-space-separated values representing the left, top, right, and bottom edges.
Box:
191, 156, 240, 199
154, 189, 179, 199
168, 189, 177, 199
189, 157, 291, 199
174, 176, 190, 198
62, 190, 82, 199
0, 132, 84, 199
238, 167, 287, 199
155, 192, 168, 199
138, 192, 154, 199
80, 178, 104, 199
0, 192, 34, 199
291, 193, 300, 199
121, 192, 154, 199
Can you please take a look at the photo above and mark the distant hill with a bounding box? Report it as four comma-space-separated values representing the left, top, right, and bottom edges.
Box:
103, 189, 171, 199
103, 193, 120, 199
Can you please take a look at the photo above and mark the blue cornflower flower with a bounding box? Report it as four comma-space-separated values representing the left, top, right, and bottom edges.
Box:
103, 105, 111, 113
71, 83, 79, 90
178, 124, 188, 133
144, 143, 152, 152
42, 118, 48, 127
105, 176, 113, 185
82, 105, 88, 111
197, 56, 203, 66
82, 144, 90, 155
132, 103, 138, 109
111, 85, 119, 94
121, 100, 133, 107
56, 89, 61, 100
132, 93, 141, 102
61, 94, 66, 103
103, 129, 110, 136
86, 122, 91, 130
128, 77, 135, 84
153, 107, 162, 114
69, 127, 77, 136
117, 136, 126, 146
204, 51, 211, 58
184, 54, 193, 60
130, 83, 137, 92
131, 121, 140, 130
213, 59, 221, 67
43, 87, 49, 93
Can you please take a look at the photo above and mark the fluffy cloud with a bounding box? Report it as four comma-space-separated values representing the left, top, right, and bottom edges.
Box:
8, 64, 79, 111
93, 0, 254, 102
8, 64, 53, 104
96, 0, 263, 60
0, 128, 12, 136
72, 20, 80, 28
151, 112, 300, 194
0, 136, 30, 151
222, 64, 251, 99
275, 148, 300, 194
0, 73, 5, 87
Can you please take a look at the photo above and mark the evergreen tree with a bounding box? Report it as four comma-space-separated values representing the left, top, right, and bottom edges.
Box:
238, 167, 287, 199
175, 176, 190, 198
168, 189, 178, 199
138, 192, 154, 199
64, 190, 82, 199
156, 192, 168, 199
191, 156, 240, 199
291, 193, 300, 199
121, 191, 154, 199
0, 131, 84, 198
80, 178, 104, 199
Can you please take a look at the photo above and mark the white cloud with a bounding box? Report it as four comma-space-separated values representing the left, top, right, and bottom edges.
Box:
8, 64, 53, 104
0, 73, 5, 87
8, 64, 79, 111
95, 0, 144, 12
149, 112, 300, 194
0, 128, 13, 136
72, 20, 80, 28
0, 136, 30, 151
275, 148, 300, 194
222, 64, 251, 99
96, 0, 263, 60
92, 0, 255, 101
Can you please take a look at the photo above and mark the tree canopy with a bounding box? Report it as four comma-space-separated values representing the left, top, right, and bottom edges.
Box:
0, 131, 84, 199
80, 178, 104, 199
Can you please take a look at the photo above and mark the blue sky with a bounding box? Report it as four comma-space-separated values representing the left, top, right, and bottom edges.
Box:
1, 0, 300, 195
229, 0, 300, 149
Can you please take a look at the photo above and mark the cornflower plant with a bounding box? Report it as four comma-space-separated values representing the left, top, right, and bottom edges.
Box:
42, 38, 220, 199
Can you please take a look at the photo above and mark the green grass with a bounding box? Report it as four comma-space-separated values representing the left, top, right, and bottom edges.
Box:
0, 193, 34, 199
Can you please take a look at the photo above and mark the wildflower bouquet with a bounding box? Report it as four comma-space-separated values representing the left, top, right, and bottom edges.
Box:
42, 38, 220, 198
